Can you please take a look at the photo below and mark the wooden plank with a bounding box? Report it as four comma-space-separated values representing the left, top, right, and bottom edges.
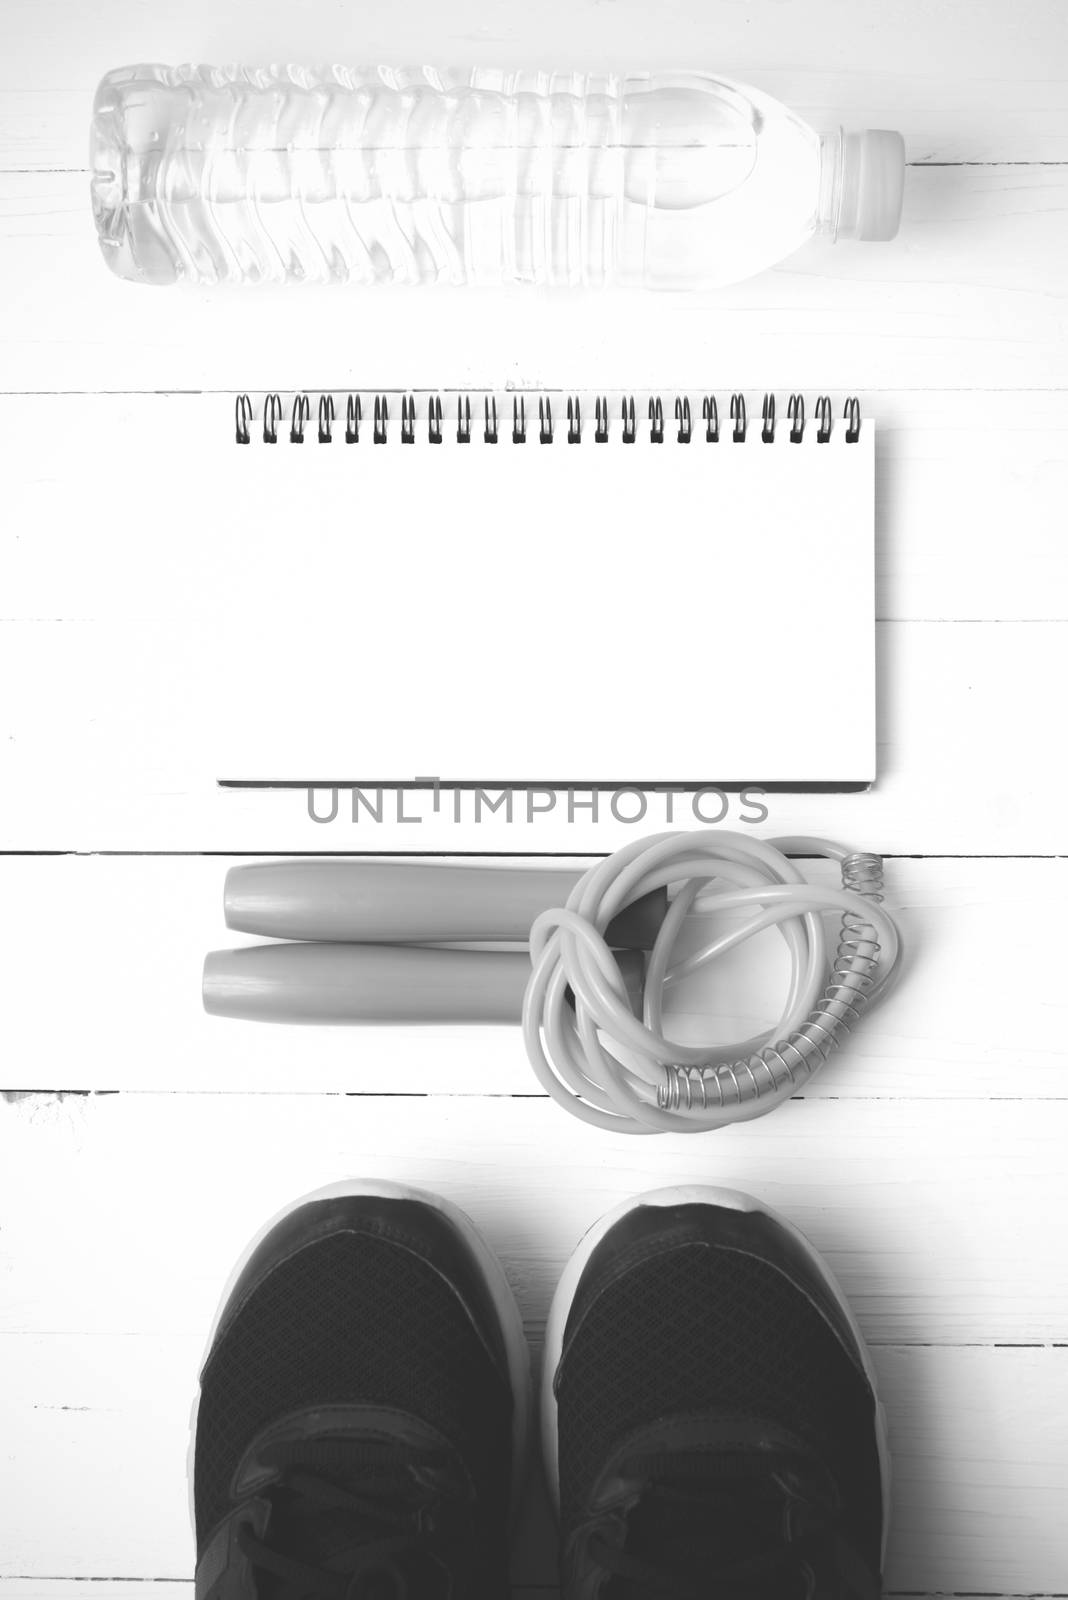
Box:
1, 1091, 1064, 1344
1, 166, 1067, 391
0, 1589, 187, 1600
0, 1337, 1064, 1590
0, 855, 1061, 1101
3, 1079, 1067, 1587
0, 619, 1064, 852
5, 389, 1068, 624
0, 1588, 1058, 1600
3, 0, 1067, 169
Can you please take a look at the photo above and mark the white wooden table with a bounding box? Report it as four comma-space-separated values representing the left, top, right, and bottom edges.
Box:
2, 2, 1067, 1593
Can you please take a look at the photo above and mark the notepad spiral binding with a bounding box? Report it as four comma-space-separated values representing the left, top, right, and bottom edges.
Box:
234, 392, 863, 446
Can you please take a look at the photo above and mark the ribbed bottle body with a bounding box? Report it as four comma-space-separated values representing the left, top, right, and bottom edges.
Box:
91, 65, 824, 288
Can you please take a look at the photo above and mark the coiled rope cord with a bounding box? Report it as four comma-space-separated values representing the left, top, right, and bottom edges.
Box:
521, 830, 902, 1134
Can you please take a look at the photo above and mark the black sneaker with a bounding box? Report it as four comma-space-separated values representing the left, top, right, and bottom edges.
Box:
192, 1181, 530, 1600
543, 1187, 887, 1599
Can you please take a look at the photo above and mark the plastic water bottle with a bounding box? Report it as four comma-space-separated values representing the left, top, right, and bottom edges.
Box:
90, 65, 906, 289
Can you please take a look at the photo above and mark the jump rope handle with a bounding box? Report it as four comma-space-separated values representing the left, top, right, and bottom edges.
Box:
204, 941, 645, 1026
222, 860, 667, 949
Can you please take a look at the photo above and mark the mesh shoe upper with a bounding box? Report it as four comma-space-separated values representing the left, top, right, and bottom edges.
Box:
193, 1194, 516, 1600
552, 1200, 885, 1599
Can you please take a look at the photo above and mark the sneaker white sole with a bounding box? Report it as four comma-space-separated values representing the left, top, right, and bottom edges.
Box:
188, 1178, 533, 1539
540, 1184, 891, 1566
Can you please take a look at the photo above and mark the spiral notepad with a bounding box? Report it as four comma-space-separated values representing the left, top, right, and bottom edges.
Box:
220, 388, 875, 791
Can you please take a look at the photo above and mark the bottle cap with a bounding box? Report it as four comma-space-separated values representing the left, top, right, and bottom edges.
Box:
838, 130, 906, 241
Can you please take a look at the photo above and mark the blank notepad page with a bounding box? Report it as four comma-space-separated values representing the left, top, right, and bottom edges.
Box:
248, 396, 875, 789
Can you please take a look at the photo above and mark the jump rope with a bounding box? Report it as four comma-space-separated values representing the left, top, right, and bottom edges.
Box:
204, 831, 902, 1135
